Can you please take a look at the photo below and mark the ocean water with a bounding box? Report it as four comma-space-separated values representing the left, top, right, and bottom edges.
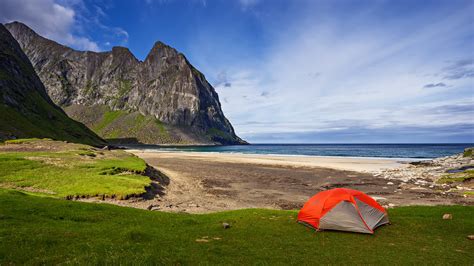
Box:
125, 143, 473, 159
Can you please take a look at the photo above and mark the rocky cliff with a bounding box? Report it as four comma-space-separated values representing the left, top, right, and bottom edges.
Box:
5, 21, 245, 145
0, 24, 104, 145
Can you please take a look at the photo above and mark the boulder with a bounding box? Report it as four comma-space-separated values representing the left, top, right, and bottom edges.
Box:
222, 222, 231, 229
442, 214, 453, 220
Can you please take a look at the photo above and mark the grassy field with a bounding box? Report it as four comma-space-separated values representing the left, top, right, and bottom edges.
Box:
0, 189, 473, 264
0, 139, 150, 198
1, 139, 473, 264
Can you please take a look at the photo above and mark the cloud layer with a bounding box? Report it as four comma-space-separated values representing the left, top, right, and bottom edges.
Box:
0, 0, 129, 51
206, 1, 474, 143
0, 0, 99, 51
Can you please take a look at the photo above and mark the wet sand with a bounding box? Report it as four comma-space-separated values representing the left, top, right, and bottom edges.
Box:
109, 151, 468, 213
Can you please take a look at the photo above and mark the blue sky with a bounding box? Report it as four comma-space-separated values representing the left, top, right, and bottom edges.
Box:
1, 0, 473, 143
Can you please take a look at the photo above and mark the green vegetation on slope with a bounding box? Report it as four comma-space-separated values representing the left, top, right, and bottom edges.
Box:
93, 109, 127, 133
0, 139, 149, 198
66, 105, 176, 144
0, 94, 103, 146
0, 189, 473, 264
0, 25, 104, 146
207, 127, 234, 143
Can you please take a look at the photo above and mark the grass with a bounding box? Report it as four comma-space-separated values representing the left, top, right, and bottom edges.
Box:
3, 138, 51, 144
437, 170, 474, 184
0, 93, 104, 147
93, 109, 127, 134
464, 148, 473, 157
155, 119, 172, 141
0, 140, 149, 198
0, 189, 473, 264
207, 127, 233, 143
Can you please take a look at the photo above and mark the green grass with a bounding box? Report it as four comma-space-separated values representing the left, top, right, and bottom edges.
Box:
207, 127, 233, 143
0, 189, 472, 265
0, 140, 149, 198
3, 138, 51, 144
437, 170, 474, 184
0, 92, 104, 146
464, 148, 473, 157
155, 118, 172, 141
93, 109, 127, 134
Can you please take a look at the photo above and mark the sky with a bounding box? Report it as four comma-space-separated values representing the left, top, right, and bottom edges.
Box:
0, 0, 473, 143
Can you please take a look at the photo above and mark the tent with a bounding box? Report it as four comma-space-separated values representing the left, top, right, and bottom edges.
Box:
297, 188, 389, 234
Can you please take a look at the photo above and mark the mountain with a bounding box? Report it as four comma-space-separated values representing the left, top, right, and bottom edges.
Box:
5, 21, 245, 145
0, 24, 104, 146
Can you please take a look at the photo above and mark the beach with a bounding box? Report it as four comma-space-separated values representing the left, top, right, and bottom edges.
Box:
116, 150, 472, 213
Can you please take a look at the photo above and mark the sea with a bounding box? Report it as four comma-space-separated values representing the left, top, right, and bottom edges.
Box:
124, 143, 474, 159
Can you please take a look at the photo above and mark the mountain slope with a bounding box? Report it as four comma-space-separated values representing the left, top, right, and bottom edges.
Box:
0, 24, 104, 146
5, 21, 245, 145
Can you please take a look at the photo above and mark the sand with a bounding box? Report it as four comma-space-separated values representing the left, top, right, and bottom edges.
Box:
130, 151, 407, 172
97, 150, 468, 213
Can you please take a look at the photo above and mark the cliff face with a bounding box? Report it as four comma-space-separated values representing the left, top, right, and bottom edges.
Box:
5, 22, 245, 145
0, 24, 104, 146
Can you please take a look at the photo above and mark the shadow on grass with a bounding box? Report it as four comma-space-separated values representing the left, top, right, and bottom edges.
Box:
142, 165, 170, 199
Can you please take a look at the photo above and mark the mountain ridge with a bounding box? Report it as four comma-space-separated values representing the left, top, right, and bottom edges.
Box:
5, 21, 245, 145
0, 23, 104, 145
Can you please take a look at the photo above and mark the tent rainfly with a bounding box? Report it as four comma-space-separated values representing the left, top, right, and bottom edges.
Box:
297, 188, 389, 234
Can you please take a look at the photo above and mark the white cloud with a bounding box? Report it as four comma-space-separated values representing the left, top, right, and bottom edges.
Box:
0, 0, 100, 51
213, 4, 474, 141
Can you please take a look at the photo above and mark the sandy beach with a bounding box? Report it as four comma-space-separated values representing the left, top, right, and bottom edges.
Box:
109, 150, 471, 213
131, 151, 408, 172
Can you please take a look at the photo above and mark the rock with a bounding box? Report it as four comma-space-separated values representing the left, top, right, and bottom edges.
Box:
4, 21, 245, 145
467, 235, 474, 240
147, 204, 160, 211
0, 24, 103, 145
442, 214, 453, 220
410, 161, 433, 166
387, 182, 394, 185
222, 222, 231, 229
388, 203, 396, 207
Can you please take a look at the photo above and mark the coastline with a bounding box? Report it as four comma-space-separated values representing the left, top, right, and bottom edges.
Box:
114, 149, 473, 213
127, 150, 408, 172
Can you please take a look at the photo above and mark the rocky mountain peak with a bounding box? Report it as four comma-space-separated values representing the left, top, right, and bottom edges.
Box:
5, 22, 246, 145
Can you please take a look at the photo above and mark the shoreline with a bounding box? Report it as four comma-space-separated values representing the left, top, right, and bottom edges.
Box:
127, 148, 430, 161
127, 150, 408, 173
115, 149, 472, 213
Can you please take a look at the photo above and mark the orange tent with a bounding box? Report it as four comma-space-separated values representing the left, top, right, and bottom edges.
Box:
297, 188, 389, 234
